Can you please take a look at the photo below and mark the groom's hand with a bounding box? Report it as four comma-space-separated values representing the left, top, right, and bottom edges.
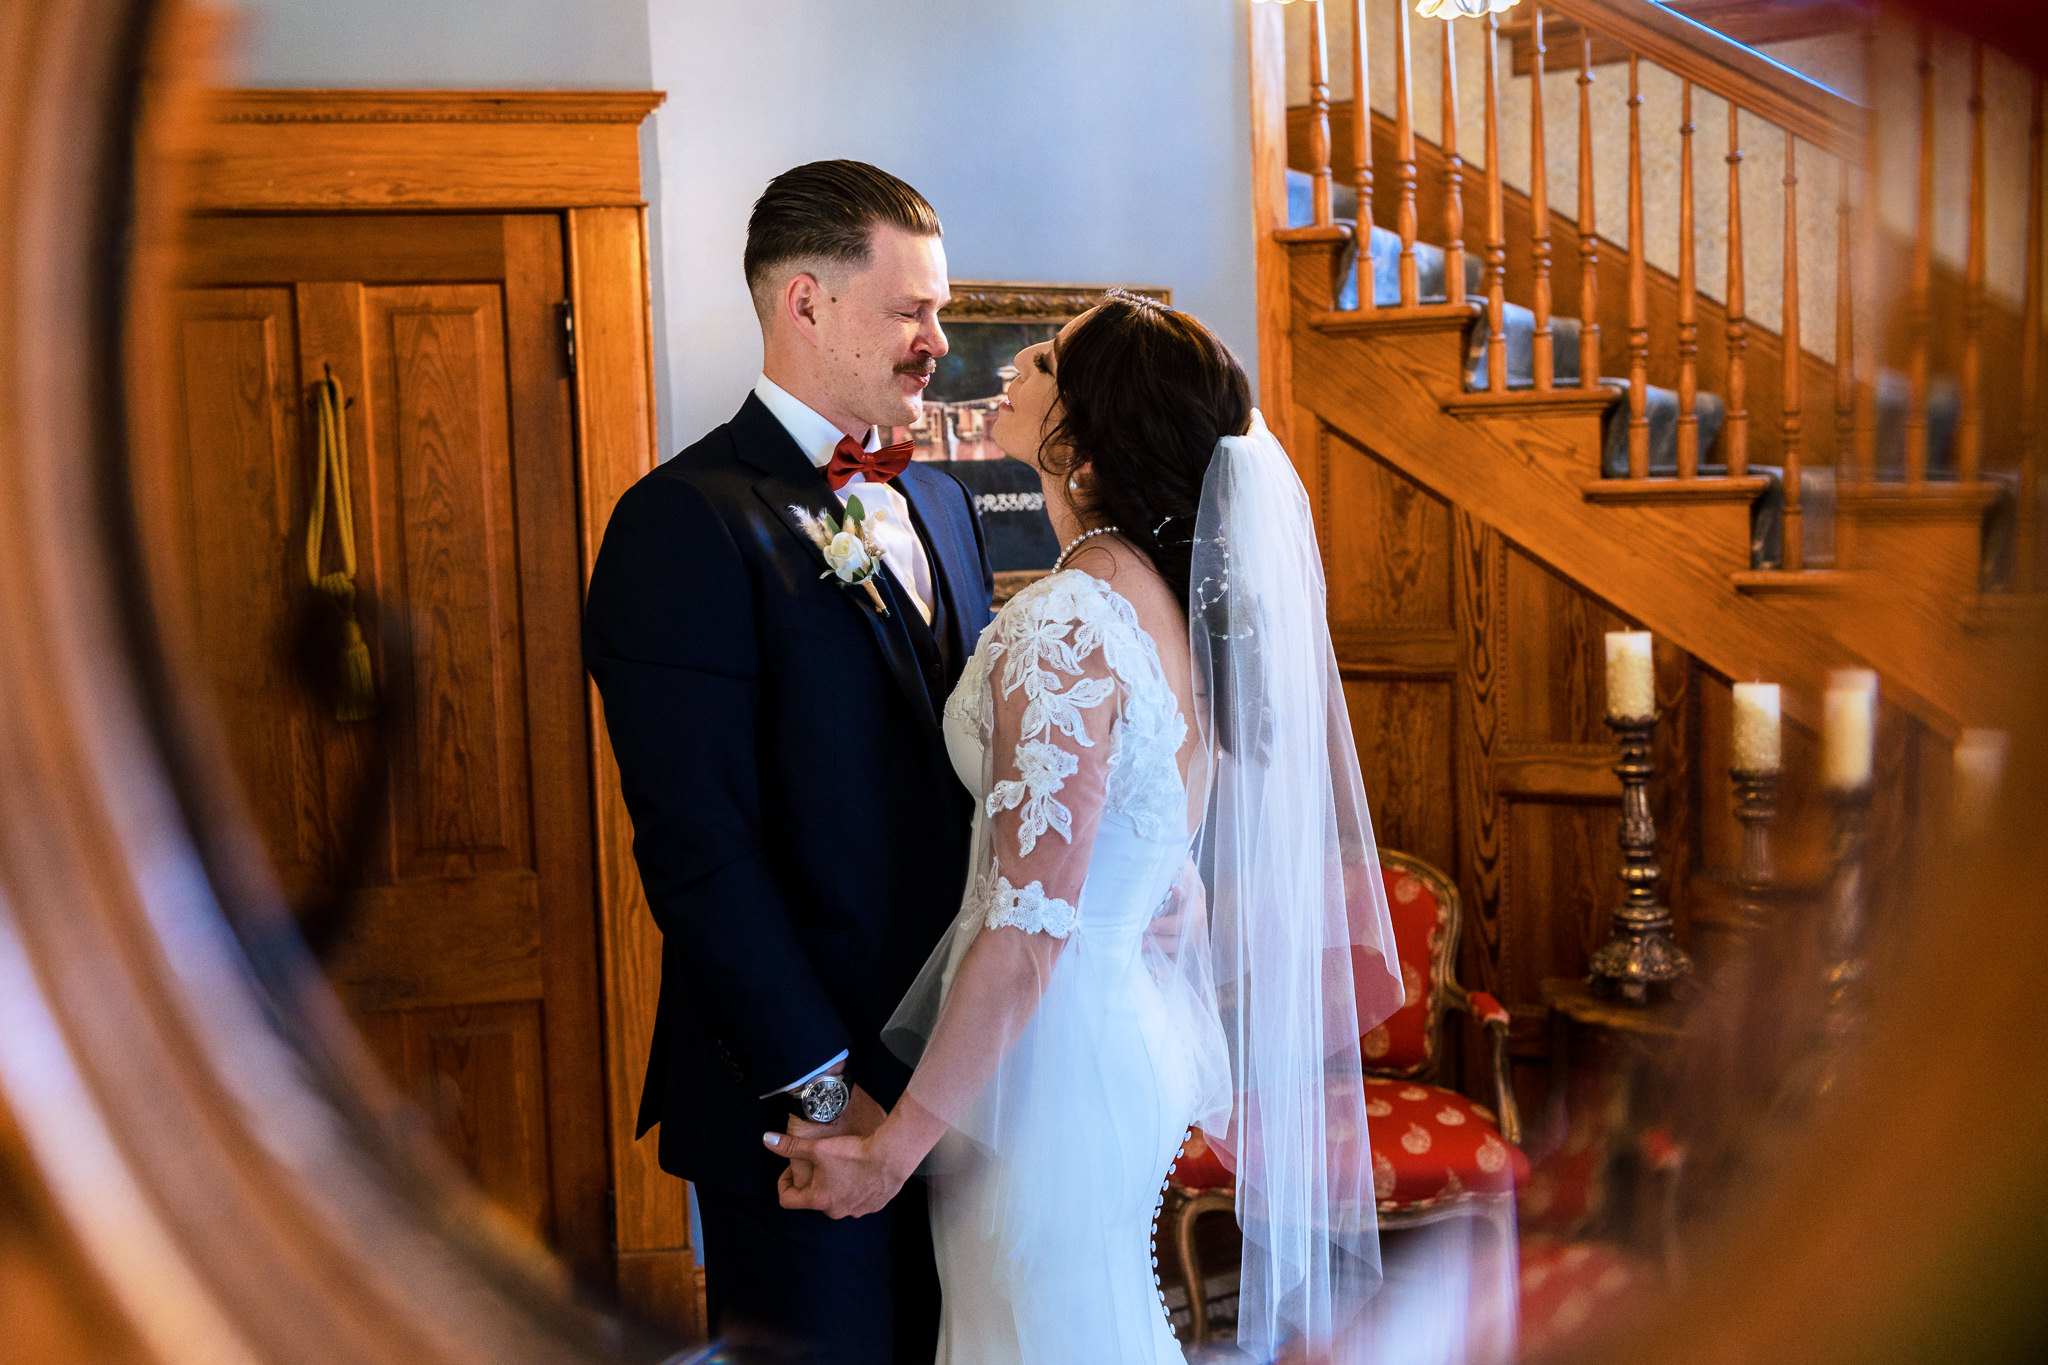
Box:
764, 1130, 904, 1220
779, 1081, 883, 1191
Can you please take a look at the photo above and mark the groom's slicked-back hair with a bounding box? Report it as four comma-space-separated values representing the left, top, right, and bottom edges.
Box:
745, 160, 942, 319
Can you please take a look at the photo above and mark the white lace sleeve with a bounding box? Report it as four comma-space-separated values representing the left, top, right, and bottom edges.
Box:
976, 578, 1121, 938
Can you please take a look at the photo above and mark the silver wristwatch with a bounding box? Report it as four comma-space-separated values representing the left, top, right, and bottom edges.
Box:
786, 1072, 849, 1124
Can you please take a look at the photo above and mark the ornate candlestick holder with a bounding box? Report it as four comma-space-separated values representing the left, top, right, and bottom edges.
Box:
1817, 784, 1872, 1050
1729, 767, 1780, 934
1588, 715, 1694, 1005
1772, 781, 1872, 1116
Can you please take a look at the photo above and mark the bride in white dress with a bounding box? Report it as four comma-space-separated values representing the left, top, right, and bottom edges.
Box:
770, 292, 1405, 1364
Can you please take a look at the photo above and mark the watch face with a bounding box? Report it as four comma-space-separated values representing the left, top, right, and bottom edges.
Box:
803, 1076, 848, 1123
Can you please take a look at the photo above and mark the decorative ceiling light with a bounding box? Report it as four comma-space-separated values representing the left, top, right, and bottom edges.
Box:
1416, 0, 1523, 16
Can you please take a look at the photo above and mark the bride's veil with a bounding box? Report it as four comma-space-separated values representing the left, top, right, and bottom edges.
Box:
1190, 409, 1405, 1358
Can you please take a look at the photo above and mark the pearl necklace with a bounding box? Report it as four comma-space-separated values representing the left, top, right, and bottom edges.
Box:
1052, 524, 1122, 574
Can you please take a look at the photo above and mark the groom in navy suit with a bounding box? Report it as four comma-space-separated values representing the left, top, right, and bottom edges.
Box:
584, 162, 990, 1362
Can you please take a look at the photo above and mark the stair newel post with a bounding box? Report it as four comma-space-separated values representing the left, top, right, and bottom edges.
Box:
1485, 10, 1508, 393
1529, 4, 1554, 391
1349, 0, 1374, 311
1782, 129, 1804, 569
1309, 0, 1335, 229
1441, 15, 1465, 307
2022, 76, 2044, 593
1628, 53, 1650, 477
1906, 21, 1935, 489
1577, 30, 1600, 391
1852, 21, 1881, 486
1395, 0, 1420, 307
1834, 143, 1854, 481
1959, 41, 1987, 487
1726, 101, 1750, 479
1677, 79, 1699, 478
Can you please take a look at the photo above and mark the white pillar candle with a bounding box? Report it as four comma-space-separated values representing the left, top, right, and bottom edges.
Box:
1953, 729, 2009, 839
1822, 669, 1879, 791
1605, 631, 1655, 721
1731, 682, 1782, 773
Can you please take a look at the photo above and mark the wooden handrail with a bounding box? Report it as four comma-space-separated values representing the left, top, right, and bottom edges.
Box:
1542, 0, 1862, 158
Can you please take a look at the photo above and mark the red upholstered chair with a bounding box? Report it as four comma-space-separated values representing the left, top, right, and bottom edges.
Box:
1159, 848, 1527, 1345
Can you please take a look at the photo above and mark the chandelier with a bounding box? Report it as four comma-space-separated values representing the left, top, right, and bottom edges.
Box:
1414, 0, 1523, 15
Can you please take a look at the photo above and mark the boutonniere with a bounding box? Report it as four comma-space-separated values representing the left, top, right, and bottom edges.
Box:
791, 495, 892, 617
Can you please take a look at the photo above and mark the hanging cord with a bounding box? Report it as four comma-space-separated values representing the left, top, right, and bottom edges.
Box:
307, 367, 376, 722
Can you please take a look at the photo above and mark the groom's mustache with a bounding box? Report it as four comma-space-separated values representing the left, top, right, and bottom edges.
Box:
896, 358, 937, 377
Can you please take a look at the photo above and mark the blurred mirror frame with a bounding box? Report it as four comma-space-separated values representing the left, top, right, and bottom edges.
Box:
1, 1, 2044, 1363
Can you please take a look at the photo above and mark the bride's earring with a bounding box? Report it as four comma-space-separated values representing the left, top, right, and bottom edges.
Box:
1068, 475, 1080, 493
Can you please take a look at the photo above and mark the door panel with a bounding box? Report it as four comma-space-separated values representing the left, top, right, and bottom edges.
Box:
363, 285, 530, 876
167, 214, 607, 1281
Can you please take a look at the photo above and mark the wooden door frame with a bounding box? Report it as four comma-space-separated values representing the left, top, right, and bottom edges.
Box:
183, 89, 697, 1337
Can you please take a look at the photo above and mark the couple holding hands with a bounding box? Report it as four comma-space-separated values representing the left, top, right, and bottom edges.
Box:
586, 160, 1402, 1365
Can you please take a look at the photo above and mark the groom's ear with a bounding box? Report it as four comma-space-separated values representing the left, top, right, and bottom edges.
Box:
781, 270, 831, 346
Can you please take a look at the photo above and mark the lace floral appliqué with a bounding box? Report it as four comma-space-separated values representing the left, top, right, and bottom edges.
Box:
980, 872, 1081, 938
965, 571, 1190, 936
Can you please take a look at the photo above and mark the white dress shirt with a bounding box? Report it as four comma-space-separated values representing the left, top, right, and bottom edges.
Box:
752, 376, 937, 1097
754, 374, 935, 624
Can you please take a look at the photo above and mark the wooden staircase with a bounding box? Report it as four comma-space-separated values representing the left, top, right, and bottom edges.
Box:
1258, 0, 2043, 740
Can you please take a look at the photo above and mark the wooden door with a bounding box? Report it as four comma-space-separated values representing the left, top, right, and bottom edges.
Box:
156, 213, 609, 1281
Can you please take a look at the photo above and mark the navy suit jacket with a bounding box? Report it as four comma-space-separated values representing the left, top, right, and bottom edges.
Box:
584, 394, 992, 1194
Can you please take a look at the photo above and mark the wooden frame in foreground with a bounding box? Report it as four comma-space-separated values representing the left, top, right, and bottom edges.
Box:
4, 3, 2046, 1361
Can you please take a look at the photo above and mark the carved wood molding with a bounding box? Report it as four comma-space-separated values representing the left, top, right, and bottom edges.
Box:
213, 89, 665, 123
943, 280, 1171, 323
187, 88, 665, 210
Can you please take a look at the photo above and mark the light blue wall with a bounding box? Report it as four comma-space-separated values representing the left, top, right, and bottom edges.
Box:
223, 0, 1258, 461
646, 0, 1256, 453
231, 0, 653, 86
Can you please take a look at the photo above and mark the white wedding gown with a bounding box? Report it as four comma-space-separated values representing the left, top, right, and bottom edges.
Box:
915, 568, 1230, 1365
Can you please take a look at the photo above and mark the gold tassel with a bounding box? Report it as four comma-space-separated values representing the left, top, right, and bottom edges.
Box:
336, 615, 376, 723
312, 569, 376, 722
308, 372, 376, 723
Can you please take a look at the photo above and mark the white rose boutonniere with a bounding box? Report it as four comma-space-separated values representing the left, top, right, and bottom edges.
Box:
791, 495, 892, 617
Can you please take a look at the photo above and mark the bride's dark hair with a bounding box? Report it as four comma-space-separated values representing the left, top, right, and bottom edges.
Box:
1042, 289, 1252, 613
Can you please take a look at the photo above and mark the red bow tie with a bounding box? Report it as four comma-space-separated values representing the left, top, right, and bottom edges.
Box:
825, 434, 915, 491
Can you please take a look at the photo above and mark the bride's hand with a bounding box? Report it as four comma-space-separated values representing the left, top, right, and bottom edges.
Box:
764, 1129, 907, 1219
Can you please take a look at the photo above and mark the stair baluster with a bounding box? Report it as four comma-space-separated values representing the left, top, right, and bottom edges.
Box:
1726, 101, 1750, 478
1835, 139, 1853, 478
1530, 4, 1555, 390
1852, 20, 1880, 486
1349, 0, 1374, 311
1678, 79, 1699, 478
2023, 76, 2044, 593
1782, 129, 1804, 569
1396, 1, 1421, 307
1485, 10, 1508, 392
1442, 15, 1465, 307
1578, 31, 1601, 390
1628, 53, 1650, 475
1308, 0, 1335, 229
1959, 42, 1987, 487
1906, 22, 1935, 489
